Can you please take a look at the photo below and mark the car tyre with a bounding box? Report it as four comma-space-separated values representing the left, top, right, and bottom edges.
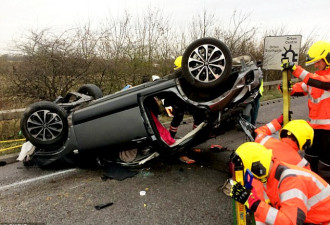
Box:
20, 101, 68, 149
78, 84, 103, 99
182, 37, 232, 89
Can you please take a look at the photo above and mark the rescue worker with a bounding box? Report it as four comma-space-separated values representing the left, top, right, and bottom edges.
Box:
230, 142, 330, 225
282, 41, 330, 183
165, 56, 204, 164
169, 56, 204, 134
254, 117, 313, 169
167, 56, 184, 138
243, 61, 264, 126
250, 119, 313, 223
251, 79, 264, 125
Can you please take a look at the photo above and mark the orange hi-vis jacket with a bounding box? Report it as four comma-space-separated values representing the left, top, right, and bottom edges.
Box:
255, 119, 310, 169
252, 118, 311, 217
291, 66, 330, 130
254, 159, 330, 225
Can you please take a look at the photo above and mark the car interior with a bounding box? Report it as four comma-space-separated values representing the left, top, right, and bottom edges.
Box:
143, 93, 207, 148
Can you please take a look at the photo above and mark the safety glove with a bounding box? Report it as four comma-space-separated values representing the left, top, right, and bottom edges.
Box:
276, 114, 284, 125
276, 111, 293, 125
278, 81, 293, 93
230, 180, 261, 212
281, 62, 297, 72
277, 83, 283, 93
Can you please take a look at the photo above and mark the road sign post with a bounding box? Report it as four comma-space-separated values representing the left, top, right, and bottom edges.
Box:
263, 35, 302, 124
281, 58, 291, 125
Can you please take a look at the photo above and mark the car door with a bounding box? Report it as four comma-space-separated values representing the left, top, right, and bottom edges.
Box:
72, 88, 149, 152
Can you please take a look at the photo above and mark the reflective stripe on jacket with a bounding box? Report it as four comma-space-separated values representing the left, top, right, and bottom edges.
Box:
291, 66, 330, 130
254, 160, 330, 225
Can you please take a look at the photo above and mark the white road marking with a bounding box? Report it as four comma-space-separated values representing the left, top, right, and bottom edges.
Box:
0, 168, 78, 191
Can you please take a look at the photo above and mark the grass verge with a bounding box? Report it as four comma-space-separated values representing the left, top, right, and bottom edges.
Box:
260, 89, 283, 102
0, 119, 24, 156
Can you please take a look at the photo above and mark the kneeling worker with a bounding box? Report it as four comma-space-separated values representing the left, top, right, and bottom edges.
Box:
249, 119, 313, 211
230, 142, 330, 225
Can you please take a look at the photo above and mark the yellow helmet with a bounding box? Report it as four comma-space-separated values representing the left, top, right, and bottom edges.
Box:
305, 41, 330, 66
233, 142, 272, 183
280, 120, 314, 150
174, 56, 182, 70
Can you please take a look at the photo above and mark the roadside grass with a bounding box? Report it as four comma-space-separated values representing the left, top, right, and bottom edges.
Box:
0, 144, 23, 156
0, 119, 22, 140
0, 119, 24, 156
260, 88, 283, 102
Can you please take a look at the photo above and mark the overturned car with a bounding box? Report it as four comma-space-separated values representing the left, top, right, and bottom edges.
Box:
19, 37, 262, 167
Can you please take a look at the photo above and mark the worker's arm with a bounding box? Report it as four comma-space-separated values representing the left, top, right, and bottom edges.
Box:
254, 118, 282, 143
230, 178, 307, 225
254, 177, 308, 225
290, 82, 308, 96
254, 201, 306, 225
293, 66, 330, 90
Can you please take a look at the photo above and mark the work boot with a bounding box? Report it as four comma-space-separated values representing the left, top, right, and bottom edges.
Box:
169, 130, 176, 138
169, 126, 178, 138
304, 154, 319, 173
318, 161, 330, 184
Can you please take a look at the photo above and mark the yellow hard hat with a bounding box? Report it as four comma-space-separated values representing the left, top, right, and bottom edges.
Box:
233, 142, 272, 183
280, 120, 314, 150
174, 56, 182, 70
305, 41, 330, 66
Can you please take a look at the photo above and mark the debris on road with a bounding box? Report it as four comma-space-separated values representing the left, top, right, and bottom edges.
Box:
192, 144, 228, 153
218, 178, 232, 197
95, 202, 114, 210
210, 144, 227, 152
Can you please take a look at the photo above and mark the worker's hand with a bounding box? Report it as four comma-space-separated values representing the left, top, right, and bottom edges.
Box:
245, 187, 261, 211
277, 111, 293, 125
230, 180, 250, 204
276, 114, 283, 125
277, 83, 283, 93
281, 62, 297, 72
230, 180, 261, 212
278, 81, 293, 93
288, 111, 293, 121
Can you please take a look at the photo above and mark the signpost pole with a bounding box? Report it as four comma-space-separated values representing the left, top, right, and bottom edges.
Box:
281, 58, 291, 125
263, 35, 301, 125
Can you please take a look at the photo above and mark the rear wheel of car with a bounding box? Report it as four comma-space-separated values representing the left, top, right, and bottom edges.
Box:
77, 84, 103, 99
182, 37, 232, 89
20, 101, 68, 149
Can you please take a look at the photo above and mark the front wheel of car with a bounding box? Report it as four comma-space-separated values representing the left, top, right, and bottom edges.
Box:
20, 101, 68, 149
78, 84, 103, 99
182, 37, 232, 89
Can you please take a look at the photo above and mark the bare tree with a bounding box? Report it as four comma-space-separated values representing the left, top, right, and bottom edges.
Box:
190, 9, 215, 40
3, 7, 317, 104
217, 11, 257, 57
11, 26, 100, 100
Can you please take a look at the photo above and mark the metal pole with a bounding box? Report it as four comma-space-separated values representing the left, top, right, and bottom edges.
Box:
281, 58, 291, 125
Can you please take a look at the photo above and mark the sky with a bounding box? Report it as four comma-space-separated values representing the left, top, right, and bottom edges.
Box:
0, 0, 329, 55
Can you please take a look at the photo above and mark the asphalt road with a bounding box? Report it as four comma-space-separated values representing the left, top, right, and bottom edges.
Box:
0, 96, 309, 225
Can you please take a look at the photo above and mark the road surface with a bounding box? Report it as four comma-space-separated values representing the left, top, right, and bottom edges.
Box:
0, 96, 309, 225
